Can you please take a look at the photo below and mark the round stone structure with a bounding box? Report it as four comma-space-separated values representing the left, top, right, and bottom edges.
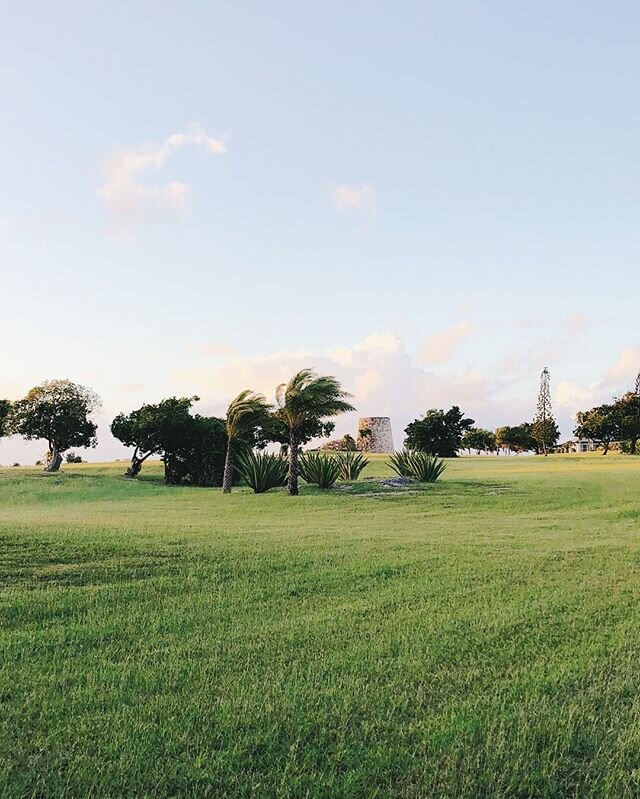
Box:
357, 417, 394, 453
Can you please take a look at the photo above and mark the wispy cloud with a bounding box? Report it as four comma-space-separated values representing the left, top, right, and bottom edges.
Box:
332, 184, 376, 214
420, 322, 471, 365
97, 124, 227, 235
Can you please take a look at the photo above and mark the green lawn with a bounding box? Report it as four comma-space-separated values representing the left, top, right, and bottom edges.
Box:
2, 455, 640, 798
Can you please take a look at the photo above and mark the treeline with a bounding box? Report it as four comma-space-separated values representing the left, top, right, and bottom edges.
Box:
402, 407, 560, 456
2, 376, 639, 492
0, 370, 354, 496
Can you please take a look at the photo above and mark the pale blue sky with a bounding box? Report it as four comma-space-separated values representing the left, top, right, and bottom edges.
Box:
2, 1, 640, 462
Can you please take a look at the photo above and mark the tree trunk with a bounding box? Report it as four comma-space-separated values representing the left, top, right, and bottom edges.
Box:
602, 441, 610, 455
222, 442, 235, 493
45, 444, 62, 472
631, 437, 638, 455
125, 448, 153, 478
287, 429, 299, 496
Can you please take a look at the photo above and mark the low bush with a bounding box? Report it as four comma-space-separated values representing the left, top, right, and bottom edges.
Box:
298, 452, 341, 489
335, 450, 369, 480
237, 450, 288, 493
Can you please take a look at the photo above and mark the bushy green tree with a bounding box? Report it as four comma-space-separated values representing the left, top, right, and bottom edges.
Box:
574, 404, 618, 454
614, 392, 640, 454
111, 396, 198, 478
111, 397, 228, 484
0, 400, 12, 441
461, 428, 496, 454
163, 415, 227, 486
495, 424, 537, 453
11, 380, 101, 472
404, 406, 474, 457
275, 369, 355, 496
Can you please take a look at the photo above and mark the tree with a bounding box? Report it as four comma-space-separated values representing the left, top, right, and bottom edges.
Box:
574, 404, 618, 454
11, 380, 101, 471
275, 369, 355, 496
461, 428, 496, 454
495, 423, 537, 454
614, 392, 640, 454
404, 406, 474, 457
111, 397, 198, 478
0, 400, 12, 441
222, 390, 272, 493
163, 415, 227, 486
532, 368, 559, 456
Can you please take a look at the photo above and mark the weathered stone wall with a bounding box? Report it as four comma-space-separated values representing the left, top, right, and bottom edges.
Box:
357, 417, 394, 453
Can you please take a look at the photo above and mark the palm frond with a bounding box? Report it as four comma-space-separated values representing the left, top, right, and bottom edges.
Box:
226, 390, 271, 440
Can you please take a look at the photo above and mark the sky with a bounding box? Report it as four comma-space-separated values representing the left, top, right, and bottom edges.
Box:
2, 0, 640, 464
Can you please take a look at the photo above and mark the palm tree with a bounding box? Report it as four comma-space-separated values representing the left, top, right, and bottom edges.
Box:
276, 369, 355, 495
222, 390, 271, 493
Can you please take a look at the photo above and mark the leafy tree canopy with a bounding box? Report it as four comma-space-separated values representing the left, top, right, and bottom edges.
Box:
613, 392, 640, 454
11, 380, 101, 471
0, 400, 12, 439
574, 403, 618, 454
111, 396, 198, 476
461, 427, 496, 453
404, 406, 474, 458
495, 423, 537, 453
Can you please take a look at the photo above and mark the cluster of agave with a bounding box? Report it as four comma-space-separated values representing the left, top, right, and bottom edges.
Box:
236, 450, 288, 494
298, 450, 370, 489
236, 449, 371, 492
236, 447, 446, 493
386, 449, 446, 483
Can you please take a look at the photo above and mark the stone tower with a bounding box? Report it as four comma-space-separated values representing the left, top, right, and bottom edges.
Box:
357, 417, 394, 453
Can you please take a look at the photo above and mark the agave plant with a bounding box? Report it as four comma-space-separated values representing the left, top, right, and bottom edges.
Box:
236, 450, 288, 493
386, 449, 414, 477
335, 450, 369, 481
406, 451, 446, 482
386, 449, 446, 483
298, 452, 341, 489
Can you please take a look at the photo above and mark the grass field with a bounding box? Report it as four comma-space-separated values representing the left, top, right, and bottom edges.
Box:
2, 454, 640, 798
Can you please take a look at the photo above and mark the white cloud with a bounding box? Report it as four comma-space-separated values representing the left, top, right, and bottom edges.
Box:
603, 347, 640, 384
420, 321, 471, 365
332, 184, 376, 214
172, 332, 535, 448
97, 124, 227, 234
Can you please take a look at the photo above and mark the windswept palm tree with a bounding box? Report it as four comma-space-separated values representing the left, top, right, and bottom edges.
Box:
222, 390, 271, 493
276, 369, 355, 495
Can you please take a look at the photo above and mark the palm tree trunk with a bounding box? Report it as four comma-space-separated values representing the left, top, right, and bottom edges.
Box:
287, 429, 299, 496
222, 442, 235, 493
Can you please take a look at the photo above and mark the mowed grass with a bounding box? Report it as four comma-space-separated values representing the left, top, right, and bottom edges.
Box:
2, 455, 640, 798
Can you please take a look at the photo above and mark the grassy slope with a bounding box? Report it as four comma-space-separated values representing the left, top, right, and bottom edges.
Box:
1, 455, 640, 798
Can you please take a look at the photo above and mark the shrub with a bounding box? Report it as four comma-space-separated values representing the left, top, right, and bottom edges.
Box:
336, 450, 369, 480
387, 449, 446, 483
237, 450, 288, 493
65, 452, 84, 463
298, 452, 341, 489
